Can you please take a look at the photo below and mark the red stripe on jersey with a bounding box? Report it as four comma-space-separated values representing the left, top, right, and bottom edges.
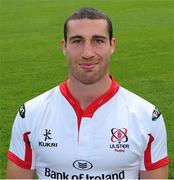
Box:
23, 132, 32, 167
144, 134, 169, 170
59, 76, 119, 131
7, 132, 32, 169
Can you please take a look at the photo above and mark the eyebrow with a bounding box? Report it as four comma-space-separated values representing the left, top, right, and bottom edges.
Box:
69, 35, 107, 41
69, 36, 83, 41
93, 35, 107, 40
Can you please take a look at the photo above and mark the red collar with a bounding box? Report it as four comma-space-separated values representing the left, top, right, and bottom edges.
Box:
59, 76, 119, 130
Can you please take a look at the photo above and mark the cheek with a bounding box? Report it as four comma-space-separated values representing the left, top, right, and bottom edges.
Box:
97, 46, 112, 57
66, 49, 80, 62
97, 50, 111, 62
66, 55, 78, 70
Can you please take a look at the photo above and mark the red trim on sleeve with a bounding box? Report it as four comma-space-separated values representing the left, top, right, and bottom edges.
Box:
7, 151, 31, 169
59, 76, 119, 131
7, 132, 32, 169
144, 134, 169, 170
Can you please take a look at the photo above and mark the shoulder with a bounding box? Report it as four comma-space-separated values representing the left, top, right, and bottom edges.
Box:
117, 86, 155, 112
18, 86, 61, 122
26, 86, 60, 109
116, 86, 165, 142
116, 87, 162, 126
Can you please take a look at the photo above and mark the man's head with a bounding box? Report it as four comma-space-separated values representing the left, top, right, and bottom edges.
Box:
61, 7, 115, 85
64, 7, 113, 45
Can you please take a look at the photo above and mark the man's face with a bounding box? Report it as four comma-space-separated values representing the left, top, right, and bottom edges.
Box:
61, 19, 115, 84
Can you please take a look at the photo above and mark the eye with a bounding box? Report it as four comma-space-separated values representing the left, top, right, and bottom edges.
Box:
72, 39, 82, 44
94, 38, 104, 44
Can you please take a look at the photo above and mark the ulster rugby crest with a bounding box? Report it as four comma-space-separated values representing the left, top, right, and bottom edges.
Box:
110, 128, 129, 152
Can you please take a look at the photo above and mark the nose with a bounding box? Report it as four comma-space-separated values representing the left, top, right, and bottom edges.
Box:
81, 42, 95, 59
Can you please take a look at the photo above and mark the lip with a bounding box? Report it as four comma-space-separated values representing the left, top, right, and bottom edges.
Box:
79, 62, 98, 70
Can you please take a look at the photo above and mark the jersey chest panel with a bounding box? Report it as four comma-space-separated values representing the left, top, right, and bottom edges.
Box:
32, 94, 147, 178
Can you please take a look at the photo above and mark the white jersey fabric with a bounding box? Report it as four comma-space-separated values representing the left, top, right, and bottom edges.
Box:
7, 77, 169, 179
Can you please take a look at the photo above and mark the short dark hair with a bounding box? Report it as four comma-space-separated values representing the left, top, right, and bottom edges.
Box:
64, 7, 113, 44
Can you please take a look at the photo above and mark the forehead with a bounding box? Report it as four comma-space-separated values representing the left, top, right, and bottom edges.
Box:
66, 19, 109, 38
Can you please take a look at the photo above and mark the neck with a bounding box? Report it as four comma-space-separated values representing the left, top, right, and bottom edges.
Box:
67, 74, 112, 110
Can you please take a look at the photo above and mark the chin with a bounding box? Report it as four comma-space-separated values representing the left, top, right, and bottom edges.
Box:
77, 74, 104, 85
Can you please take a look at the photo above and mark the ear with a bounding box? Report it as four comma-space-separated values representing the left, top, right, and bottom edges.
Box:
60, 39, 66, 55
110, 38, 116, 55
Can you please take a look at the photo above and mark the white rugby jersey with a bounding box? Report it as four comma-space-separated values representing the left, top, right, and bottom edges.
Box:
7, 77, 169, 179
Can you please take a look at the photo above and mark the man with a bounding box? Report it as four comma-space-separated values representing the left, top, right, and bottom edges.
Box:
6, 7, 169, 179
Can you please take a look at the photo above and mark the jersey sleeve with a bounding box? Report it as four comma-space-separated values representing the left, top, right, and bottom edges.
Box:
7, 105, 35, 170
140, 110, 169, 171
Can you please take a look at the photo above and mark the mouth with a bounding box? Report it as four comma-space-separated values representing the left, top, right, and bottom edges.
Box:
79, 62, 98, 70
